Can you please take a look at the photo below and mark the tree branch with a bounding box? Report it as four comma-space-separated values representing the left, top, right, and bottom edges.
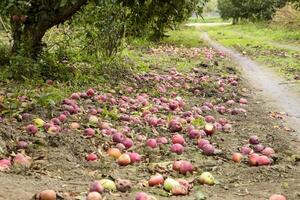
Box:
49, 0, 88, 28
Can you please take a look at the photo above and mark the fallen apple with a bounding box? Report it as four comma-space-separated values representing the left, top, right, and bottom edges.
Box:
70, 122, 80, 129
249, 135, 260, 145
240, 145, 253, 155
107, 148, 121, 159
135, 192, 151, 200
117, 153, 131, 166
26, 124, 38, 135
89, 181, 104, 193
86, 192, 102, 200
257, 155, 271, 166
201, 144, 215, 156
232, 153, 243, 163
179, 161, 194, 175
13, 153, 31, 167
99, 179, 116, 191
172, 134, 185, 145
84, 128, 95, 137
146, 138, 158, 149
199, 172, 215, 185
261, 147, 275, 157
204, 123, 215, 136
163, 178, 180, 191
37, 190, 57, 200
171, 144, 184, 154
148, 174, 164, 186
269, 194, 287, 200
171, 185, 188, 196
116, 178, 132, 192
87, 153, 98, 161
33, 118, 45, 127
128, 152, 142, 163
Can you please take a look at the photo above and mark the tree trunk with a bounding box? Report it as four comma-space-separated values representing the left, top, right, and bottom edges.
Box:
232, 18, 238, 24
10, 0, 88, 57
11, 23, 47, 57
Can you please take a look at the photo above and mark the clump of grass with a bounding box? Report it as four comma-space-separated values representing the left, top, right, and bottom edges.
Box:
272, 4, 300, 29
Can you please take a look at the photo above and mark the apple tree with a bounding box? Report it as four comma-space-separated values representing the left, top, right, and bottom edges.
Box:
0, 0, 89, 56
0, 0, 208, 58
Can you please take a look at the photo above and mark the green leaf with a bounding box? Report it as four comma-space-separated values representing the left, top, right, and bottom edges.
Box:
60, 0, 68, 7
191, 117, 205, 127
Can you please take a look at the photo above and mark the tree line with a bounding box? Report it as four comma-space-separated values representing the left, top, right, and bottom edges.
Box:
217, 0, 299, 23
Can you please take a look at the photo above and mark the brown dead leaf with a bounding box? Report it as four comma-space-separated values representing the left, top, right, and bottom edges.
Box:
283, 126, 294, 132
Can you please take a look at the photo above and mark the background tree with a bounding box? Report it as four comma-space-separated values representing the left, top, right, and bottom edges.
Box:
123, 0, 208, 40
217, 0, 287, 23
203, 0, 219, 16
72, 1, 127, 58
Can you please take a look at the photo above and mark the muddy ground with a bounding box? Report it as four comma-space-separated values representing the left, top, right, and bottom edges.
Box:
0, 44, 300, 200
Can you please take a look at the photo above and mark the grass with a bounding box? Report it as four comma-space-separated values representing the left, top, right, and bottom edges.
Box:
203, 22, 300, 44
200, 22, 300, 78
124, 27, 203, 74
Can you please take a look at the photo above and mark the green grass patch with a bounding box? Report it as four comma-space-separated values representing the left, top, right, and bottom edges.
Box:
163, 26, 203, 47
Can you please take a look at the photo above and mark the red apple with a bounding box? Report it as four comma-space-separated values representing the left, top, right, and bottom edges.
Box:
87, 153, 98, 161
117, 153, 131, 166
146, 138, 158, 149
26, 124, 38, 135
171, 144, 184, 154
148, 174, 164, 186
172, 134, 185, 145
87, 88, 95, 97
232, 153, 243, 163
204, 123, 215, 136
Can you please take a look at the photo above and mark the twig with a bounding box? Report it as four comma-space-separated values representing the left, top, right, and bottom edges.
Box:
278, 80, 299, 85
0, 15, 8, 33
233, 188, 250, 196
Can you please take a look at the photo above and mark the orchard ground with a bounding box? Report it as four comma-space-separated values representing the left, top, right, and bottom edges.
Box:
0, 25, 300, 200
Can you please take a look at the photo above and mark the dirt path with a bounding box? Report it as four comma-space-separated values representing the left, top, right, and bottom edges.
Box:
186, 22, 231, 27
201, 32, 300, 141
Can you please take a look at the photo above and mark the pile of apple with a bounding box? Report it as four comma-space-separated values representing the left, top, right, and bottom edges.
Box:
232, 135, 276, 166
